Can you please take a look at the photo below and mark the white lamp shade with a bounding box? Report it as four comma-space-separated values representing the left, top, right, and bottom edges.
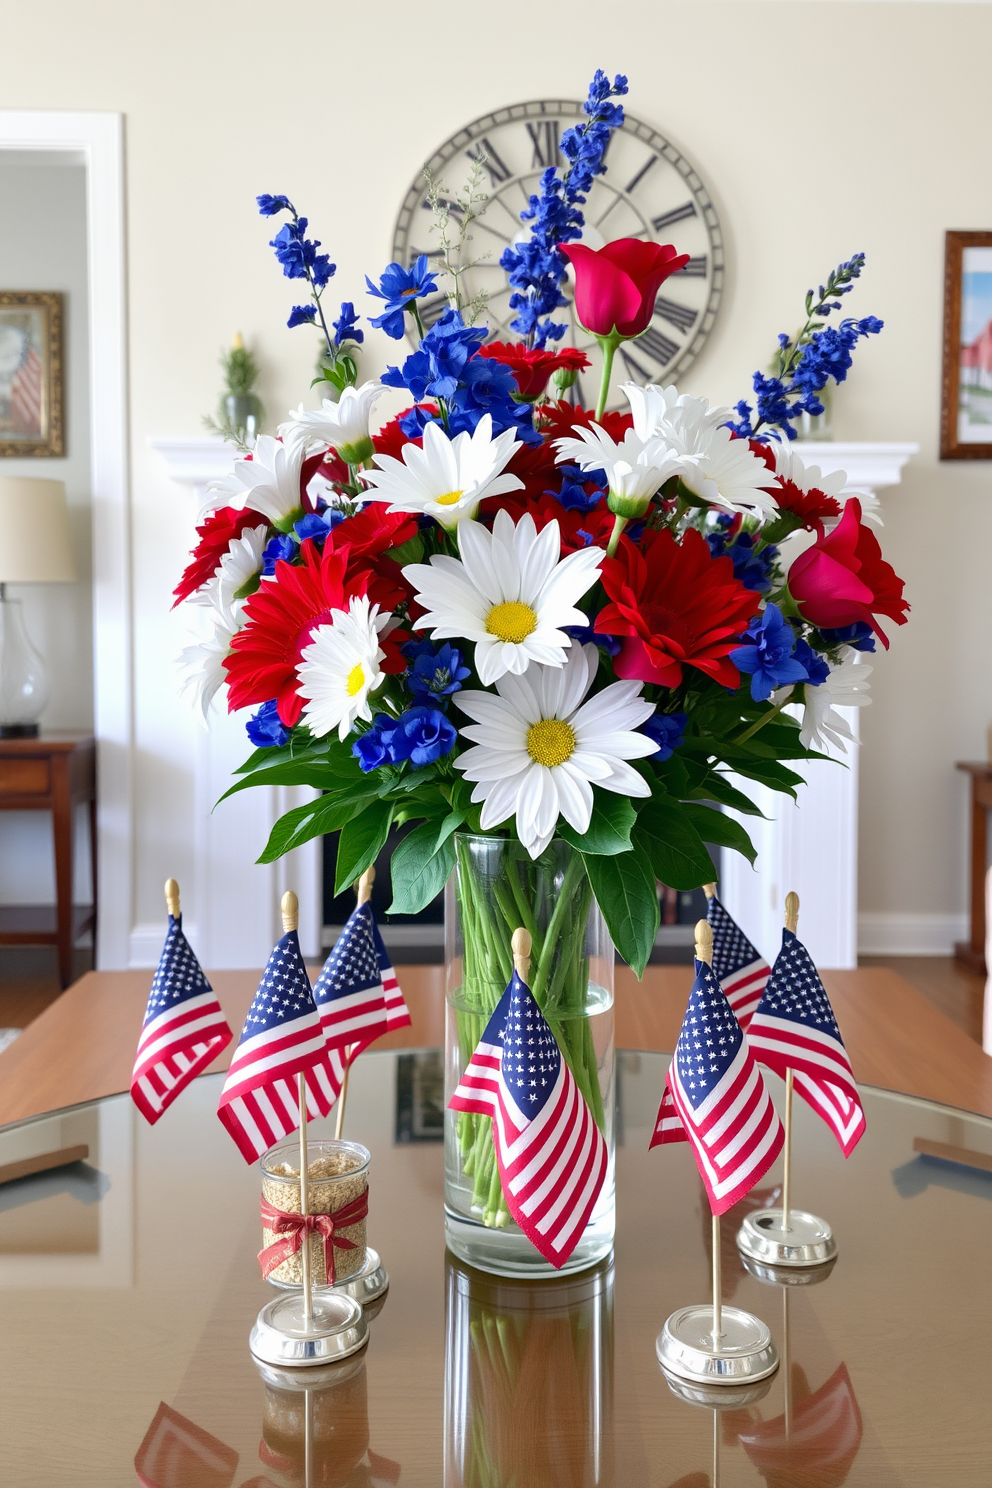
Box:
0, 477, 77, 583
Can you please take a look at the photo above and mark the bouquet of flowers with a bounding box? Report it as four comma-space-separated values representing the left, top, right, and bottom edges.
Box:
175, 68, 906, 1226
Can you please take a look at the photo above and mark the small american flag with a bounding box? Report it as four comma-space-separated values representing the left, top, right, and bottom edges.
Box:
216, 928, 328, 1162
651, 955, 783, 1215
131, 915, 232, 1125
314, 901, 409, 1056
707, 895, 770, 1031
747, 929, 866, 1157
449, 970, 608, 1269
10, 342, 42, 436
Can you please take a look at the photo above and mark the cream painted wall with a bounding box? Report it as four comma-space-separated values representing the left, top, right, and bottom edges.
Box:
0, 0, 987, 936
0, 155, 92, 906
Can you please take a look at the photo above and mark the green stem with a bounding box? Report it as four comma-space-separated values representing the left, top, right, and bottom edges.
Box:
605, 514, 628, 558
595, 336, 619, 422
734, 686, 796, 744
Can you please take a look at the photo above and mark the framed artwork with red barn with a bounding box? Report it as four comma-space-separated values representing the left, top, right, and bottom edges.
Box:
0, 291, 64, 458
942, 231, 992, 460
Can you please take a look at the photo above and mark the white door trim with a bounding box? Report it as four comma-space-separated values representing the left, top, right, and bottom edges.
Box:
0, 112, 130, 967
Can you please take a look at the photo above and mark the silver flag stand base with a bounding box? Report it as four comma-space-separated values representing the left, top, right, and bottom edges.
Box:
736, 1207, 837, 1268
250, 1290, 368, 1369
656, 1304, 779, 1386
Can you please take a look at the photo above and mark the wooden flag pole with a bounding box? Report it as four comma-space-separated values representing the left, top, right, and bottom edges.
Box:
783, 1285, 792, 1438
165, 878, 180, 919
781, 892, 800, 1237
694, 917, 724, 1347
512, 926, 532, 980
282, 890, 313, 1330
334, 867, 376, 1141
703, 883, 716, 900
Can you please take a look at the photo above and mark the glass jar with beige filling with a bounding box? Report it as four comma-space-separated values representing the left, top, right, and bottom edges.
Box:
260, 1138, 370, 1287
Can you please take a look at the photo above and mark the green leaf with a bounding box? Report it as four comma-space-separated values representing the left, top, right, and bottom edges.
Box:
582, 846, 659, 978
388, 823, 456, 914
334, 800, 394, 895
649, 753, 689, 799
218, 762, 380, 805
719, 757, 805, 796
256, 794, 360, 864
634, 799, 717, 890
558, 793, 636, 856
679, 803, 757, 866
689, 773, 765, 817
435, 807, 467, 853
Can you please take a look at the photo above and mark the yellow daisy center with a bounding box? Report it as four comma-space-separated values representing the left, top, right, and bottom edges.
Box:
434, 489, 465, 507
346, 662, 366, 697
485, 601, 538, 643
526, 718, 576, 768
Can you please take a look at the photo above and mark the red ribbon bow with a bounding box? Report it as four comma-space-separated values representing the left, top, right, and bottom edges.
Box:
258, 1189, 369, 1285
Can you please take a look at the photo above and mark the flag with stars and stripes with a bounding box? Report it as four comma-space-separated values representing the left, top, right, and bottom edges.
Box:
130, 915, 232, 1125
707, 895, 771, 1032
650, 955, 784, 1215
747, 929, 866, 1157
314, 901, 410, 1059
448, 970, 608, 1269
216, 928, 329, 1162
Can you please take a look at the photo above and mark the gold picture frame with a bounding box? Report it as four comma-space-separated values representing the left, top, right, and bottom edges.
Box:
0, 291, 64, 457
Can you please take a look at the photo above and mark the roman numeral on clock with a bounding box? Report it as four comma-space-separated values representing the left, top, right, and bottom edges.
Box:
419, 295, 450, 329
680, 255, 708, 278
651, 200, 697, 233
654, 298, 697, 334
526, 120, 560, 169
466, 139, 512, 184
633, 325, 681, 368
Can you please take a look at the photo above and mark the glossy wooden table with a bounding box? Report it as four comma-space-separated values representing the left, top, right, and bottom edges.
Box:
1, 1051, 991, 1485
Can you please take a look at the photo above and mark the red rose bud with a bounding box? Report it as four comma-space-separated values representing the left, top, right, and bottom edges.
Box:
477, 342, 591, 401
561, 239, 691, 339
787, 498, 909, 646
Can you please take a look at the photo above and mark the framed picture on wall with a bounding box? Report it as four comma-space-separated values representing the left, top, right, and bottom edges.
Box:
941, 232, 992, 460
0, 291, 64, 457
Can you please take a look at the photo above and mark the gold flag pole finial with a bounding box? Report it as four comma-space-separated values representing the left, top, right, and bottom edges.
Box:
784, 891, 800, 933
512, 927, 532, 981
164, 879, 181, 919
703, 883, 717, 900
281, 891, 299, 934
357, 866, 375, 905
695, 918, 714, 965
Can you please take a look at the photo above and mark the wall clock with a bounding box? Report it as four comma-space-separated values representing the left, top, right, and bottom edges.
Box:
391, 99, 724, 405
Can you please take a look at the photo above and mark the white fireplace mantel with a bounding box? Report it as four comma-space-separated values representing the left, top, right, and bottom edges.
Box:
153, 437, 918, 972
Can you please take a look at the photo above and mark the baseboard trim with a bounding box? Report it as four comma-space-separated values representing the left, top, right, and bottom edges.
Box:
857, 912, 968, 957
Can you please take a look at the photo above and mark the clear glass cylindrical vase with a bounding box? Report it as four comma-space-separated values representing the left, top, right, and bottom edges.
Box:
444, 833, 615, 1277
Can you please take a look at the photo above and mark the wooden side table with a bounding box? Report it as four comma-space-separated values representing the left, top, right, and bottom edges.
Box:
956, 761, 992, 974
0, 732, 96, 988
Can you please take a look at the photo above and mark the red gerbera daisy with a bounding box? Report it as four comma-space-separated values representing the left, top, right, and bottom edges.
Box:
372, 404, 438, 461
596, 527, 761, 689
769, 478, 841, 531
477, 342, 591, 400
224, 539, 408, 727
172, 506, 268, 608
478, 491, 618, 557
538, 400, 634, 445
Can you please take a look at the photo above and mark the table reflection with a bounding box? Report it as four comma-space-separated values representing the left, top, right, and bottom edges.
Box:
444, 1252, 614, 1487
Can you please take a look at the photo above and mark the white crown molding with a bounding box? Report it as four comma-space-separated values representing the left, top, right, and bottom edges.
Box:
857, 912, 968, 957
150, 436, 235, 491
791, 441, 918, 492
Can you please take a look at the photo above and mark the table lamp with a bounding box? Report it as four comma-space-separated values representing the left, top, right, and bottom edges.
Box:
0, 476, 77, 738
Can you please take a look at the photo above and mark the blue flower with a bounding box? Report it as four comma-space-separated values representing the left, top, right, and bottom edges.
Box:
387, 706, 457, 767
553, 463, 605, 512
287, 304, 317, 329
730, 603, 810, 702
403, 640, 471, 703
641, 711, 687, 759
366, 255, 439, 339
257, 194, 292, 217
269, 217, 335, 288
383, 308, 487, 399
262, 533, 297, 575
246, 699, 290, 748
791, 317, 884, 412
500, 70, 627, 344
293, 510, 344, 548
706, 517, 776, 593
353, 715, 394, 772
457, 355, 518, 409
817, 621, 876, 654
333, 301, 364, 347
792, 637, 831, 686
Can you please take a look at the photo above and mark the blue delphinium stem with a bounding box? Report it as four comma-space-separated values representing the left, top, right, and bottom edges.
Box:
257, 195, 336, 358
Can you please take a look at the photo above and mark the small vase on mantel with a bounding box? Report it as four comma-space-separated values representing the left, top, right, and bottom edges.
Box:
443, 833, 616, 1277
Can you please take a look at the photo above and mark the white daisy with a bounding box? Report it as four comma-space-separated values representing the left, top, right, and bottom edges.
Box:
621, 382, 726, 442
454, 644, 658, 859
361, 414, 524, 530
553, 424, 684, 515
799, 648, 873, 754
191, 523, 269, 625
279, 381, 384, 465
654, 399, 779, 519
296, 594, 391, 741
767, 435, 883, 528
406, 509, 603, 686
177, 613, 241, 722
201, 434, 306, 525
